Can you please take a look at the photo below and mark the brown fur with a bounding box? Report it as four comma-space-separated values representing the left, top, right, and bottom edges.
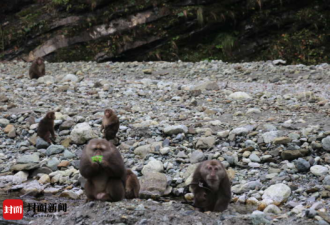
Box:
101, 109, 119, 140
37, 111, 56, 144
29, 57, 45, 79
79, 139, 126, 202
125, 169, 140, 199
191, 160, 231, 212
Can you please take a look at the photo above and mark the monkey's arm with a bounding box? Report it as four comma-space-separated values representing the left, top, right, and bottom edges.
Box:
50, 127, 56, 139
42, 67, 45, 76
101, 154, 126, 178
80, 154, 100, 179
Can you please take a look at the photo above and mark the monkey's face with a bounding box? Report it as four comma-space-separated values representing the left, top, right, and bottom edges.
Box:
201, 161, 225, 189
37, 58, 43, 65
104, 109, 112, 117
86, 139, 109, 157
47, 112, 55, 120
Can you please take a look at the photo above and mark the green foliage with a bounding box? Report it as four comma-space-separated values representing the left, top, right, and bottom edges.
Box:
267, 29, 328, 64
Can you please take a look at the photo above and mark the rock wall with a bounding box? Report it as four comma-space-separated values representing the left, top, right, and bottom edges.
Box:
0, 0, 329, 64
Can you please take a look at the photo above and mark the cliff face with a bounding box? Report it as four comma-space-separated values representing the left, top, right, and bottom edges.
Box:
0, 0, 329, 64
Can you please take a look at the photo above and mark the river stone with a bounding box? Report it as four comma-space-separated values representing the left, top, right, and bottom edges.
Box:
63, 149, 75, 159
17, 154, 40, 164
228, 92, 252, 100
60, 189, 83, 200
59, 120, 75, 131
230, 127, 249, 135
322, 136, 330, 151
70, 123, 98, 144
310, 165, 329, 176
262, 183, 291, 205
36, 137, 50, 149
30, 167, 53, 177
4, 124, 14, 133
61, 74, 79, 83
139, 172, 167, 199
190, 150, 204, 163
163, 125, 188, 135
134, 144, 152, 158
323, 175, 330, 185
46, 145, 65, 156
273, 137, 291, 144
38, 75, 55, 84
293, 158, 310, 172
262, 131, 279, 143
281, 150, 304, 160
21, 180, 43, 196
10, 163, 39, 172
249, 153, 261, 163
142, 159, 164, 174
12, 171, 29, 184
232, 181, 263, 194
47, 157, 60, 171
195, 136, 216, 149
0, 118, 10, 127
246, 108, 261, 114
38, 174, 50, 184
263, 204, 281, 214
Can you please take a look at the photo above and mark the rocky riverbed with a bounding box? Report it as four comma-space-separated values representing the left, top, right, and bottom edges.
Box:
0, 60, 330, 225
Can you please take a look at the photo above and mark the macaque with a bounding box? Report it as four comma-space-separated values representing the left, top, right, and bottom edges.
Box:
101, 109, 119, 141
79, 139, 126, 202
190, 160, 231, 212
29, 57, 45, 79
37, 111, 56, 144
125, 169, 140, 199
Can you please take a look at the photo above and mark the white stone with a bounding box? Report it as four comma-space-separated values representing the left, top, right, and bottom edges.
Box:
228, 92, 252, 100
70, 123, 98, 144
310, 165, 329, 176
262, 183, 291, 204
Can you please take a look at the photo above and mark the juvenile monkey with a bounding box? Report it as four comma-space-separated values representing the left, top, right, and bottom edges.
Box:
190, 160, 231, 212
125, 169, 140, 199
101, 109, 119, 141
80, 139, 126, 202
29, 57, 45, 79
37, 111, 56, 144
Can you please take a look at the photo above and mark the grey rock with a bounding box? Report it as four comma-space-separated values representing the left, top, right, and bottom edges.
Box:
46, 145, 65, 156
139, 172, 167, 199
293, 158, 310, 172
47, 157, 60, 171
322, 136, 330, 151
190, 150, 204, 163
163, 125, 188, 135
63, 150, 75, 159
36, 137, 50, 149
17, 154, 40, 164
